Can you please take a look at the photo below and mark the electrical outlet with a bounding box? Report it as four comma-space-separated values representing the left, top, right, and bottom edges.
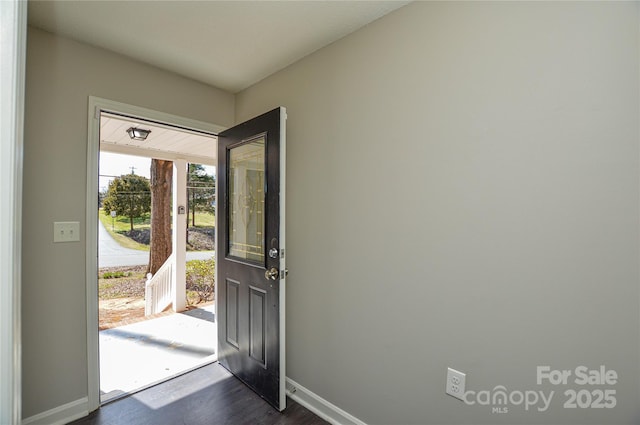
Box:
446, 367, 466, 401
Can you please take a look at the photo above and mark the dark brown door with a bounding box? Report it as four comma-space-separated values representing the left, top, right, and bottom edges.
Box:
217, 107, 286, 410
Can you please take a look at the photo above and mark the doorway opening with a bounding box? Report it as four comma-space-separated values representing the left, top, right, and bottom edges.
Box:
86, 98, 224, 409
87, 99, 288, 412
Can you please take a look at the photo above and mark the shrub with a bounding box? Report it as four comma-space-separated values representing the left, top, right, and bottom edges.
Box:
186, 258, 215, 304
102, 271, 131, 279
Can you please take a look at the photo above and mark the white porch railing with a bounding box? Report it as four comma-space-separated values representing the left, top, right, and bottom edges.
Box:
145, 254, 175, 315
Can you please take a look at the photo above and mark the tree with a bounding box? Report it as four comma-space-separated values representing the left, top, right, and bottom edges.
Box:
102, 174, 151, 231
147, 159, 173, 275
187, 164, 215, 227
98, 188, 107, 208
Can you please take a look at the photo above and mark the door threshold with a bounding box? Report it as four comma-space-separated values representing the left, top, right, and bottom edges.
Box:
101, 355, 218, 405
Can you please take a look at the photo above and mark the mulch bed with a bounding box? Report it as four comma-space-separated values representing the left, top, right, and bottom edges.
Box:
122, 227, 214, 251
99, 265, 147, 329
100, 265, 147, 298
98, 264, 212, 330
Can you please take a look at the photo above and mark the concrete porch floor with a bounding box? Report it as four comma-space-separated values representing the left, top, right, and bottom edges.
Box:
100, 303, 217, 404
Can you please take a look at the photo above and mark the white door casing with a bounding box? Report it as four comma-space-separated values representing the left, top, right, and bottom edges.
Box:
0, 1, 26, 423
85, 97, 225, 411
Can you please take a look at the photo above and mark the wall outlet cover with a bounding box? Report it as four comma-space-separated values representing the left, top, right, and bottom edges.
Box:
446, 367, 466, 401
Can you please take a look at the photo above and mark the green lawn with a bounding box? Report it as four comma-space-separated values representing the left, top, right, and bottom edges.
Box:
187, 211, 215, 227
98, 209, 149, 251
98, 208, 214, 251
99, 208, 150, 232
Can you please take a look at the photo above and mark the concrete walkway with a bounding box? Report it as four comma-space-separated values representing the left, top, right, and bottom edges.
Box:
98, 220, 214, 268
100, 303, 217, 403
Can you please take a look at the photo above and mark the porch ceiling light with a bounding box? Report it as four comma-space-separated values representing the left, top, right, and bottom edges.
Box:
126, 127, 151, 141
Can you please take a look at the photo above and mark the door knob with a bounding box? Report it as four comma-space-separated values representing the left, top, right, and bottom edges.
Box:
265, 267, 279, 280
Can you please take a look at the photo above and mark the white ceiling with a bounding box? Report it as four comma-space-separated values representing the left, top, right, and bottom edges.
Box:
28, 0, 410, 94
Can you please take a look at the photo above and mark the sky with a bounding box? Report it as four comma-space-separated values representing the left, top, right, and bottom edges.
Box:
99, 152, 215, 191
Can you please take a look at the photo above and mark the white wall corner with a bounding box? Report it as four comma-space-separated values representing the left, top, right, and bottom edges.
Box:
286, 378, 367, 425
21, 397, 88, 425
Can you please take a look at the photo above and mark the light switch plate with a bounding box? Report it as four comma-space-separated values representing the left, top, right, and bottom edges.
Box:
53, 221, 80, 243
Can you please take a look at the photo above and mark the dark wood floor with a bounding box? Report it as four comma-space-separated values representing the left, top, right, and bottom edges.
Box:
69, 362, 328, 425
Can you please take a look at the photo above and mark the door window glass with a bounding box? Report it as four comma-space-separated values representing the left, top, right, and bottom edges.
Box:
228, 136, 265, 262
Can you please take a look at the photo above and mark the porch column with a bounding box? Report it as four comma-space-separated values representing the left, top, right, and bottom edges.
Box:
172, 159, 187, 312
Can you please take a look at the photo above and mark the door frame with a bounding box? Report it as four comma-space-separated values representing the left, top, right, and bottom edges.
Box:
0, 0, 26, 423
85, 97, 226, 412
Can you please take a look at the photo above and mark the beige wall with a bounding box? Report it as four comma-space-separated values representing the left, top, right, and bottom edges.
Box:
21, 27, 234, 418
236, 2, 640, 424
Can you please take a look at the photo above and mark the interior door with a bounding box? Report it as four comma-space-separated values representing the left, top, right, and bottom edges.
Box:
217, 107, 286, 410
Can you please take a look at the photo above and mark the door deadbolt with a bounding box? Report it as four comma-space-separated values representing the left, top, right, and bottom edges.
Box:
265, 267, 279, 280
269, 248, 279, 259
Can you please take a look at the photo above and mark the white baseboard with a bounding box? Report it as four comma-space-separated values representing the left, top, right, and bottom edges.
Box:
286, 377, 367, 425
22, 380, 359, 425
22, 397, 88, 425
